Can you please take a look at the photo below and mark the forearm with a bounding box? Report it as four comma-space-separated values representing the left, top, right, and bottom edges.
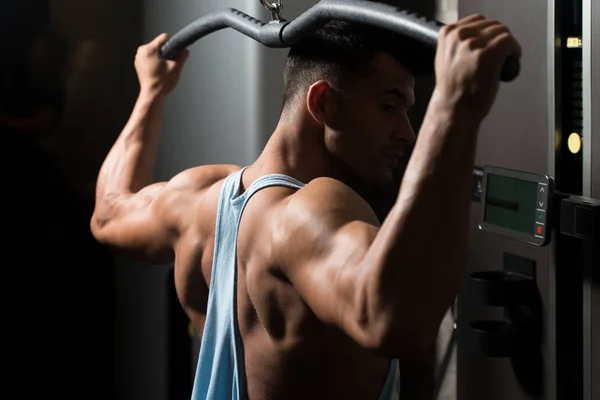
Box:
364, 90, 481, 348
96, 90, 165, 199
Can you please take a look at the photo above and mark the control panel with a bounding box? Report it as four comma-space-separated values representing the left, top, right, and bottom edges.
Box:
478, 166, 555, 246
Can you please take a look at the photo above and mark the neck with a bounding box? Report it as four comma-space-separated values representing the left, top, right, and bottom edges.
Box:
246, 110, 397, 221
249, 111, 348, 184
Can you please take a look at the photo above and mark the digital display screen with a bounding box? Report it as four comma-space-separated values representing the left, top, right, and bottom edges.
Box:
483, 174, 539, 234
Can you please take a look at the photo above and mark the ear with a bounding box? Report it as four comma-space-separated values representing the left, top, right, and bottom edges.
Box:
306, 80, 339, 125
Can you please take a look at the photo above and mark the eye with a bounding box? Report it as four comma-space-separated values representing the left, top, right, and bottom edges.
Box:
381, 104, 397, 114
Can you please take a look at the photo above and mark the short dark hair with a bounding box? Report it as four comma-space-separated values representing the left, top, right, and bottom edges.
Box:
281, 17, 435, 112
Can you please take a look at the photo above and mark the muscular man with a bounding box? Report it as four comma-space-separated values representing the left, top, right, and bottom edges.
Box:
91, 13, 520, 400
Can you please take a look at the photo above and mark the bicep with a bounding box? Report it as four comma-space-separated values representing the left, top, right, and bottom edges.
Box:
92, 165, 240, 262
91, 182, 181, 262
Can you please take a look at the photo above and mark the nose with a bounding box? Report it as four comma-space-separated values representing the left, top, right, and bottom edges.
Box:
392, 113, 416, 145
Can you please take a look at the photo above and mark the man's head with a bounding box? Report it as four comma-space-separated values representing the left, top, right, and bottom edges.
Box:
281, 19, 434, 186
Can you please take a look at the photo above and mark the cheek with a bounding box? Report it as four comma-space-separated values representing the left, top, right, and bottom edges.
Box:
328, 107, 387, 160
338, 111, 377, 142
324, 129, 366, 167
345, 109, 392, 141
332, 134, 381, 175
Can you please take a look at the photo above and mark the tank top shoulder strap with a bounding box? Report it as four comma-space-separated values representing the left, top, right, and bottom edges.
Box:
231, 171, 306, 208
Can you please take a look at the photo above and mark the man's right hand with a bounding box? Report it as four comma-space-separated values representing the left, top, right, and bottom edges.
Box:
134, 33, 190, 97
434, 14, 522, 121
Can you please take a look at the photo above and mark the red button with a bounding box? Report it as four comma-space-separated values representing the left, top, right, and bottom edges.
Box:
537, 225, 543, 234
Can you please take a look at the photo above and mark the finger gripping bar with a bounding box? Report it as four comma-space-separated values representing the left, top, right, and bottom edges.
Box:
160, 0, 520, 82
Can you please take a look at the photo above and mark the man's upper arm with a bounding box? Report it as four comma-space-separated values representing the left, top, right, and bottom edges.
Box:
274, 178, 383, 348
91, 164, 240, 262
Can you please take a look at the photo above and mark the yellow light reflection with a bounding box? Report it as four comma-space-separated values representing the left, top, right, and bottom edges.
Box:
567, 37, 583, 48
568, 132, 582, 154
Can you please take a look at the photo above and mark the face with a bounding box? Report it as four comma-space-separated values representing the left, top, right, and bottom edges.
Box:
321, 53, 417, 187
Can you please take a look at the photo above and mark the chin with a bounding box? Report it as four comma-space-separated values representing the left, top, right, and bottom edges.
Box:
376, 172, 396, 187
361, 169, 396, 188
340, 162, 395, 189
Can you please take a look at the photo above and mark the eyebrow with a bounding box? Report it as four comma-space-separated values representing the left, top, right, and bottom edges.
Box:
378, 88, 415, 105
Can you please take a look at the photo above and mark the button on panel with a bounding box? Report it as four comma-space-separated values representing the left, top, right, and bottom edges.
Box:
535, 210, 546, 224
537, 183, 548, 210
535, 223, 544, 237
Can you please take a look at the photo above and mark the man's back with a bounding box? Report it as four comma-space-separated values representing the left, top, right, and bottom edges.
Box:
183, 166, 398, 399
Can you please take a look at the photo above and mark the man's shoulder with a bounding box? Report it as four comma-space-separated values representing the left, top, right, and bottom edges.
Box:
261, 177, 380, 281
288, 177, 381, 227
239, 175, 380, 282
173, 164, 243, 190
168, 164, 243, 232
293, 177, 377, 220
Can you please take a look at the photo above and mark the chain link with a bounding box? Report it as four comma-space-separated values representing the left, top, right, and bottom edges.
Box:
259, 0, 284, 20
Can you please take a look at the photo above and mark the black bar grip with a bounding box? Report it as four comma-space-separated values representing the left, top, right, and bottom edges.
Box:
281, 0, 442, 47
160, 0, 521, 82
160, 8, 268, 60
281, 0, 520, 82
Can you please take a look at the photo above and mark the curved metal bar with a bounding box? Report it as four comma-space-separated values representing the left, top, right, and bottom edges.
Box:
160, 0, 520, 81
